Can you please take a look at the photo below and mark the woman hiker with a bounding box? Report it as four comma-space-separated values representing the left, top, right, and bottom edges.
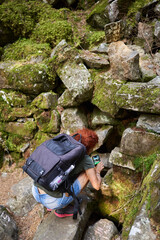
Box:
32, 128, 104, 218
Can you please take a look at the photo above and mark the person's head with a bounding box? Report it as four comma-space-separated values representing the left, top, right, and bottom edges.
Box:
72, 128, 98, 154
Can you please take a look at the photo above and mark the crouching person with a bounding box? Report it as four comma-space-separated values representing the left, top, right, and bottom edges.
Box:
32, 128, 104, 218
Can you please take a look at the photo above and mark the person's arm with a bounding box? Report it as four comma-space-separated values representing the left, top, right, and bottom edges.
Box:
85, 162, 104, 190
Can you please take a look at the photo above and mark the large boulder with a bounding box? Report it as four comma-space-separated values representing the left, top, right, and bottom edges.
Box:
115, 77, 160, 114
136, 114, 160, 134
1, 118, 37, 139
57, 60, 93, 104
7, 176, 37, 216
120, 128, 160, 157
84, 218, 118, 240
91, 71, 125, 117
107, 41, 141, 81
0, 61, 56, 95
33, 200, 93, 240
61, 108, 88, 134
0, 205, 18, 240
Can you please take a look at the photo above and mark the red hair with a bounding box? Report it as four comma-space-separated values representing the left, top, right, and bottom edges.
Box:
72, 128, 98, 154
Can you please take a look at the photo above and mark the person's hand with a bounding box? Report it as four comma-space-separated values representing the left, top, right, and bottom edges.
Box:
95, 162, 104, 174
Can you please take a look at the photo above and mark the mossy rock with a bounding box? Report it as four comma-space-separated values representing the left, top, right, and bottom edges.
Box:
0, 106, 37, 122
5, 134, 29, 153
31, 91, 58, 110
2, 60, 56, 95
91, 72, 126, 117
122, 153, 160, 239
99, 169, 137, 223
0, 89, 28, 107
2, 39, 51, 61
3, 119, 37, 139
31, 20, 73, 48
34, 110, 60, 133
115, 79, 160, 114
86, 0, 110, 29
0, 90, 28, 121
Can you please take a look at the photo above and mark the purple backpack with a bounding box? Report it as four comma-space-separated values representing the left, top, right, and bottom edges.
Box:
22, 133, 86, 219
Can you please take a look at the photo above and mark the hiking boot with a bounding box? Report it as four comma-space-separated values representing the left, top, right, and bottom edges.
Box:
54, 204, 74, 218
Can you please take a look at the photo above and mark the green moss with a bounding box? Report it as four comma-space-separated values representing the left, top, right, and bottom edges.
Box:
0, 0, 67, 38
2, 39, 51, 61
31, 20, 73, 48
116, 83, 160, 113
87, 0, 108, 18
92, 73, 125, 117
5, 134, 27, 152
126, 0, 153, 28
84, 30, 105, 48
133, 152, 158, 175
122, 192, 142, 239
6, 61, 56, 95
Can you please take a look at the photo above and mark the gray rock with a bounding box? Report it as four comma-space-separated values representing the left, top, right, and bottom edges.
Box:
107, 0, 119, 22
153, 52, 160, 76
94, 125, 113, 151
139, 54, 157, 81
61, 108, 88, 134
33, 199, 93, 240
137, 114, 160, 133
31, 92, 58, 109
109, 147, 135, 170
127, 45, 156, 80
0, 206, 18, 240
84, 218, 118, 240
50, 39, 69, 59
154, 21, 160, 39
136, 22, 154, 53
154, 3, 160, 15
108, 41, 141, 81
120, 128, 160, 157
104, 20, 125, 43
128, 203, 156, 240
7, 176, 37, 216
58, 89, 79, 107
90, 107, 119, 128
80, 50, 109, 69
115, 77, 160, 114
90, 43, 108, 54
57, 60, 93, 104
